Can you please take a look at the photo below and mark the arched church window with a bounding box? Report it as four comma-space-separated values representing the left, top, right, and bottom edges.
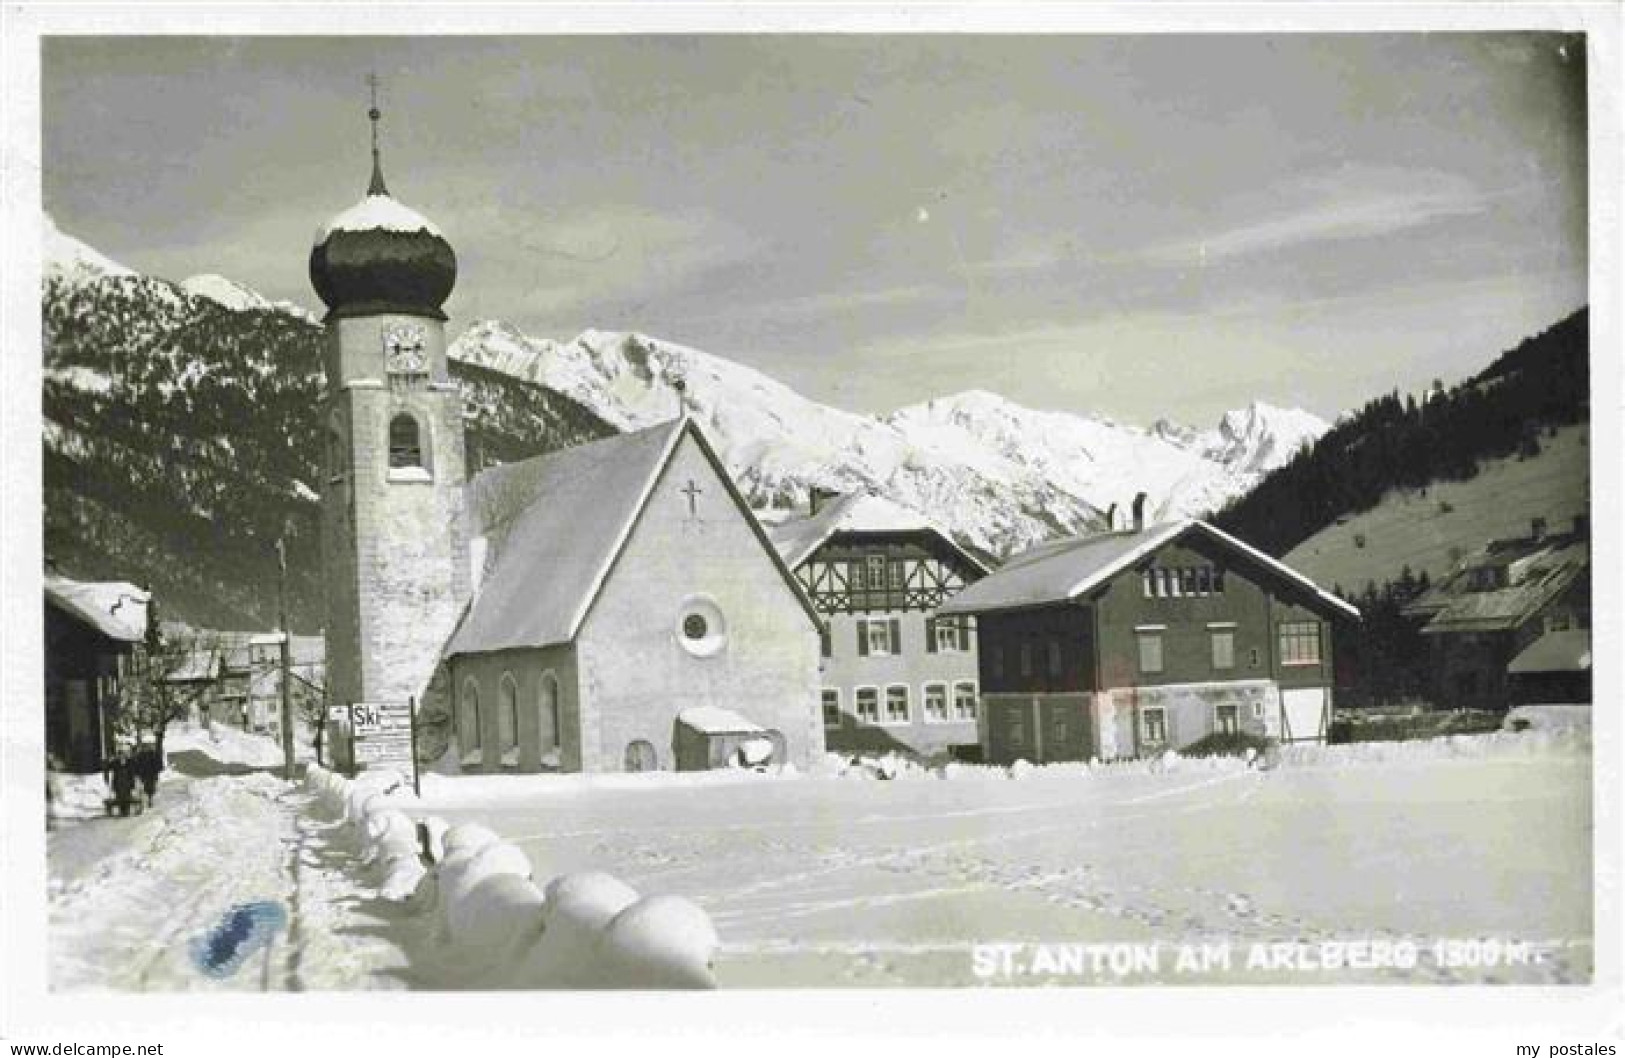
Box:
498, 673, 519, 765
539, 672, 562, 758
389, 413, 423, 470
326, 423, 346, 483
459, 677, 481, 763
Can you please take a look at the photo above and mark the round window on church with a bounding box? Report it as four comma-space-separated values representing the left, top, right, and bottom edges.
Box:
676, 595, 727, 658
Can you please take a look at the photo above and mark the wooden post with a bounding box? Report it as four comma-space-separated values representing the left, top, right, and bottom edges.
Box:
409, 695, 421, 798
275, 538, 295, 780
346, 700, 358, 779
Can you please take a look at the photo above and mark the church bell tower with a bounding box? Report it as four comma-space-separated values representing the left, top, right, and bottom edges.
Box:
310, 83, 469, 747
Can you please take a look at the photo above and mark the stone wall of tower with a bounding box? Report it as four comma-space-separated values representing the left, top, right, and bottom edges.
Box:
321, 312, 470, 729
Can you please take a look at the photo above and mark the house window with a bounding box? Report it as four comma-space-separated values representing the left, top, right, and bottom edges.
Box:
888, 559, 906, 590
1180, 568, 1197, 595
1046, 639, 1063, 676
931, 616, 970, 653
1009, 711, 1026, 747
1052, 713, 1069, 742
821, 689, 842, 728
1163, 569, 1178, 597
1248, 647, 1261, 668
1141, 707, 1167, 745
1211, 631, 1235, 670
1137, 632, 1164, 674
1214, 569, 1227, 594
953, 681, 978, 721
1019, 644, 1034, 677
858, 618, 900, 656
1278, 622, 1322, 666
924, 683, 948, 723
884, 685, 910, 725
388, 413, 423, 470
1142, 569, 1155, 598
855, 687, 879, 724
1195, 567, 1212, 595
866, 555, 887, 589
1215, 703, 1240, 735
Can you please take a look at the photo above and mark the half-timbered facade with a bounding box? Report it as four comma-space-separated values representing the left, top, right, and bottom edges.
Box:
767, 493, 989, 759
938, 517, 1359, 764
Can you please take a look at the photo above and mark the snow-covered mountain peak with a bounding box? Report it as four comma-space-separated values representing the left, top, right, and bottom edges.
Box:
181, 274, 274, 313
44, 214, 134, 284
451, 319, 1331, 558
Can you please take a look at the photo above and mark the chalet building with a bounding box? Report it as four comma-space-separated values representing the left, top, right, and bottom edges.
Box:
937, 502, 1359, 764
441, 419, 824, 773
1405, 517, 1590, 710
766, 491, 990, 760
44, 572, 149, 772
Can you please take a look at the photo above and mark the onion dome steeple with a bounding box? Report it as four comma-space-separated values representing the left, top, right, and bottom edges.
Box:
309, 77, 457, 321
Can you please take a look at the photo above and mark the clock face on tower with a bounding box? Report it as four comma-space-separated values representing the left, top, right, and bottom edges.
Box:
382, 322, 428, 375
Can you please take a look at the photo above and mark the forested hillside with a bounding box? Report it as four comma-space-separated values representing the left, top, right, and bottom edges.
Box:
1213, 309, 1588, 556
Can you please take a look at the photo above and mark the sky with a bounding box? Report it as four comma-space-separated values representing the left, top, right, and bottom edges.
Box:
41, 33, 1588, 427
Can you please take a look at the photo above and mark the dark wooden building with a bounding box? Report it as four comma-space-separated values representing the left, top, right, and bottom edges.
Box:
1406, 518, 1590, 710
938, 513, 1359, 764
44, 573, 149, 773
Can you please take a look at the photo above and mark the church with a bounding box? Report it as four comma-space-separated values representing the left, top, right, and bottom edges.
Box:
310, 102, 825, 774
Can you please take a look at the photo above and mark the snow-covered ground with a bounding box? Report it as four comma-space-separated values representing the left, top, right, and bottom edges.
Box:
47, 724, 1591, 989
410, 730, 1592, 987
47, 724, 407, 991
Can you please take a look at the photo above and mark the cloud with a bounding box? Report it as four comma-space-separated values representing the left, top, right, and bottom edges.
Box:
1140, 169, 1490, 266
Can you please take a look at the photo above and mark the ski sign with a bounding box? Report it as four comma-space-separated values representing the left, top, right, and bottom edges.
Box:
349, 699, 420, 795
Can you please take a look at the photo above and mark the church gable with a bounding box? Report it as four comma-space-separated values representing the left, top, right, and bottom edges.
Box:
573, 427, 823, 771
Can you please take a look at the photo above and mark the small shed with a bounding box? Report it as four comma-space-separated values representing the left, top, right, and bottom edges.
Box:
673, 706, 781, 772
1507, 629, 1591, 706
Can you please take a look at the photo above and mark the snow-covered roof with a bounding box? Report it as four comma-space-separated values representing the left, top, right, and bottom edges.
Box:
765, 492, 990, 573
313, 192, 444, 245
1419, 540, 1587, 634
938, 519, 1360, 620
445, 418, 821, 657
676, 706, 766, 735
1507, 629, 1591, 675
44, 573, 149, 642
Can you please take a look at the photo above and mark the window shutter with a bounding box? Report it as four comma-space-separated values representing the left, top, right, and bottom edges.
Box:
958, 619, 971, 652
925, 617, 938, 654
890, 617, 902, 652
857, 619, 869, 657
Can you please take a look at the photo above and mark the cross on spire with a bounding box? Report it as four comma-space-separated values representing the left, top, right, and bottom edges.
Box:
366, 71, 389, 196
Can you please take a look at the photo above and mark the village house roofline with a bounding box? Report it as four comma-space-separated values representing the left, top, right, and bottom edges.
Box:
764, 491, 991, 574
44, 573, 150, 643
936, 519, 1360, 620
444, 416, 824, 658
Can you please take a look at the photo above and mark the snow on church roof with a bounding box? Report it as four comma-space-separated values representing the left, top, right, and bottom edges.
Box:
765, 492, 989, 573
938, 519, 1360, 620
444, 418, 821, 657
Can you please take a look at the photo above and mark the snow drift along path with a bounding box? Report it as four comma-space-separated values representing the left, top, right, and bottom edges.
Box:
48, 734, 409, 991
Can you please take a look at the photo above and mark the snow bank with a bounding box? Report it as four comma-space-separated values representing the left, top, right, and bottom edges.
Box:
1504, 704, 1591, 734
299, 765, 718, 989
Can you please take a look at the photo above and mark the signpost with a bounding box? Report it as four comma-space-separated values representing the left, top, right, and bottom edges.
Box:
349, 698, 420, 796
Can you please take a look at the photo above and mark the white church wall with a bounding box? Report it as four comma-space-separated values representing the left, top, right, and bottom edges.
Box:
576, 433, 823, 772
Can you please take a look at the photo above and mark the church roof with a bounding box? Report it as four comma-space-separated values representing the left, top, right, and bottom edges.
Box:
938, 519, 1360, 619
764, 492, 990, 573
444, 417, 822, 657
